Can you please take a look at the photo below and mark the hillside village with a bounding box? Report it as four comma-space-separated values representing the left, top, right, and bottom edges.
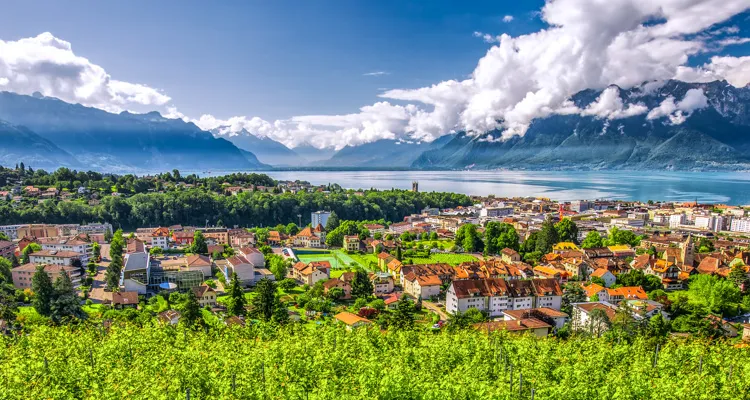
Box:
1, 191, 750, 341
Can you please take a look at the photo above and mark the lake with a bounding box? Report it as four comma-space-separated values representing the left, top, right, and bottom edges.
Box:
247, 170, 750, 205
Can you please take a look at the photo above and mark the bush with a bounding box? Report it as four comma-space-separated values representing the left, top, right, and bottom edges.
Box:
278, 278, 297, 291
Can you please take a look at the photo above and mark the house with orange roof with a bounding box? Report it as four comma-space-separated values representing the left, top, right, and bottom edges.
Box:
150, 227, 171, 249
334, 311, 372, 330
645, 259, 683, 290
292, 225, 325, 248
533, 265, 570, 283
582, 282, 607, 301
403, 272, 442, 299
590, 268, 616, 287
376, 252, 394, 269
473, 319, 552, 337
292, 260, 331, 285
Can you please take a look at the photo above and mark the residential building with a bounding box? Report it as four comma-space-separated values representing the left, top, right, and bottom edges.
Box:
292, 225, 326, 248
694, 215, 724, 232
29, 250, 82, 266
445, 278, 562, 317
17, 224, 58, 238
38, 237, 93, 263
571, 302, 618, 333
185, 254, 213, 278
122, 252, 150, 294
323, 278, 352, 299
238, 247, 265, 267
501, 248, 521, 263
472, 319, 552, 337
480, 207, 513, 218
158, 310, 181, 325
112, 291, 139, 309
202, 227, 229, 245
590, 268, 616, 287
77, 223, 113, 236
334, 311, 371, 330
11, 263, 82, 289
570, 200, 594, 213
0, 240, 14, 259
230, 230, 256, 247
502, 308, 569, 330
389, 222, 413, 235
292, 261, 330, 286
730, 218, 750, 233
344, 235, 360, 252
192, 284, 217, 307
151, 227, 170, 249
370, 272, 395, 295
363, 224, 385, 236
311, 211, 331, 228
403, 273, 442, 299
0, 224, 23, 240
669, 213, 686, 228
172, 231, 194, 246
644, 259, 683, 290
223, 255, 256, 286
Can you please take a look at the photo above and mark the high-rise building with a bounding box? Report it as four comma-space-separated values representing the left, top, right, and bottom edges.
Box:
311, 211, 331, 228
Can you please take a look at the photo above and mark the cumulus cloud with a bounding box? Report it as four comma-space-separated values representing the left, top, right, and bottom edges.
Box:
647, 88, 709, 124
2, 0, 750, 150
676, 55, 750, 87
0, 32, 170, 112
503, 15, 514, 23
580, 87, 648, 119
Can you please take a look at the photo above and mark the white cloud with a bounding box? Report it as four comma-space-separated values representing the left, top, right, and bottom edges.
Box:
580, 87, 648, 119
473, 31, 499, 44
647, 88, 708, 124
503, 15, 514, 23
676, 55, 750, 87
0, 32, 170, 112
363, 71, 389, 76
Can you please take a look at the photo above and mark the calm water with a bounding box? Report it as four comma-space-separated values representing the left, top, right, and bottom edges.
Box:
247, 170, 750, 205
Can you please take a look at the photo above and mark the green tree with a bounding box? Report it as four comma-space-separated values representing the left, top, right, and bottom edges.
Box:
105, 229, 124, 291
697, 237, 715, 253
91, 242, 101, 262
604, 227, 640, 247
50, 271, 84, 324
727, 264, 748, 290
21, 243, 42, 264
429, 231, 438, 241
227, 273, 246, 316
648, 313, 671, 338
561, 282, 586, 315
582, 230, 603, 249
0, 258, 17, 323
268, 255, 290, 281
251, 278, 278, 322
555, 218, 579, 244
325, 211, 340, 231
31, 265, 54, 316
390, 294, 416, 330
483, 222, 519, 255
180, 289, 202, 327
455, 224, 483, 253
535, 217, 559, 254
327, 287, 345, 301
350, 269, 374, 298
192, 231, 208, 254
285, 222, 299, 236
325, 220, 361, 247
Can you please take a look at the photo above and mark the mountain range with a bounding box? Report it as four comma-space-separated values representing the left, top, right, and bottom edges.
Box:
1, 80, 750, 172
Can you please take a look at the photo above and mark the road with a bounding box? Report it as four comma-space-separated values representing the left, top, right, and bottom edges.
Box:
422, 300, 449, 321
88, 243, 111, 303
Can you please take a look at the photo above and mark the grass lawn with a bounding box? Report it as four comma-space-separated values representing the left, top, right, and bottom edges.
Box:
82, 303, 106, 318
410, 253, 478, 265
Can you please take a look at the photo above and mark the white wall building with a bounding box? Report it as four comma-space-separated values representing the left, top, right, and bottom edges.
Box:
311, 211, 331, 229
446, 278, 563, 317
730, 218, 750, 233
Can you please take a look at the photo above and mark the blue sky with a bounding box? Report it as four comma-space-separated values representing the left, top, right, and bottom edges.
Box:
0, 0, 748, 149
0, 0, 546, 120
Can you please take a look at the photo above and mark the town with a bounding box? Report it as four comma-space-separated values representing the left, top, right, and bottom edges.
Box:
0, 168, 748, 343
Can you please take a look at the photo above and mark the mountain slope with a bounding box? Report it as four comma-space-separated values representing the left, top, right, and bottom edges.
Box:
324, 135, 455, 167
0, 92, 266, 172
412, 80, 750, 171
0, 119, 80, 169
211, 128, 304, 166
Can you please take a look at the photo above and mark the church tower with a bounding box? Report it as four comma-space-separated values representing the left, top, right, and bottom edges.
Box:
412, 181, 419, 192
681, 234, 694, 267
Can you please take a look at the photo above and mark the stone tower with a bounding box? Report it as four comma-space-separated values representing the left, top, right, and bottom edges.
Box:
412, 181, 419, 192
681, 234, 694, 267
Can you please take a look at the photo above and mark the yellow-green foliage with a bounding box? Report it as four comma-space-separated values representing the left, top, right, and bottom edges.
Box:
0, 324, 747, 399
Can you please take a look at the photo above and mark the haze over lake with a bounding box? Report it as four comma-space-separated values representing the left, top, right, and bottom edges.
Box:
234, 170, 750, 205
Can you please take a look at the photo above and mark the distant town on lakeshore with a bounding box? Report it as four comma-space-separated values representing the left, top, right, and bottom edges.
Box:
0, 164, 747, 345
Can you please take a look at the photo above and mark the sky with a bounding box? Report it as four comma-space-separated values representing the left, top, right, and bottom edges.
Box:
0, 0, 749, 150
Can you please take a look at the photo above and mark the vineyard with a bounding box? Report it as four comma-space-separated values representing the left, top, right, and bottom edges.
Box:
0, 324, 748, 399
